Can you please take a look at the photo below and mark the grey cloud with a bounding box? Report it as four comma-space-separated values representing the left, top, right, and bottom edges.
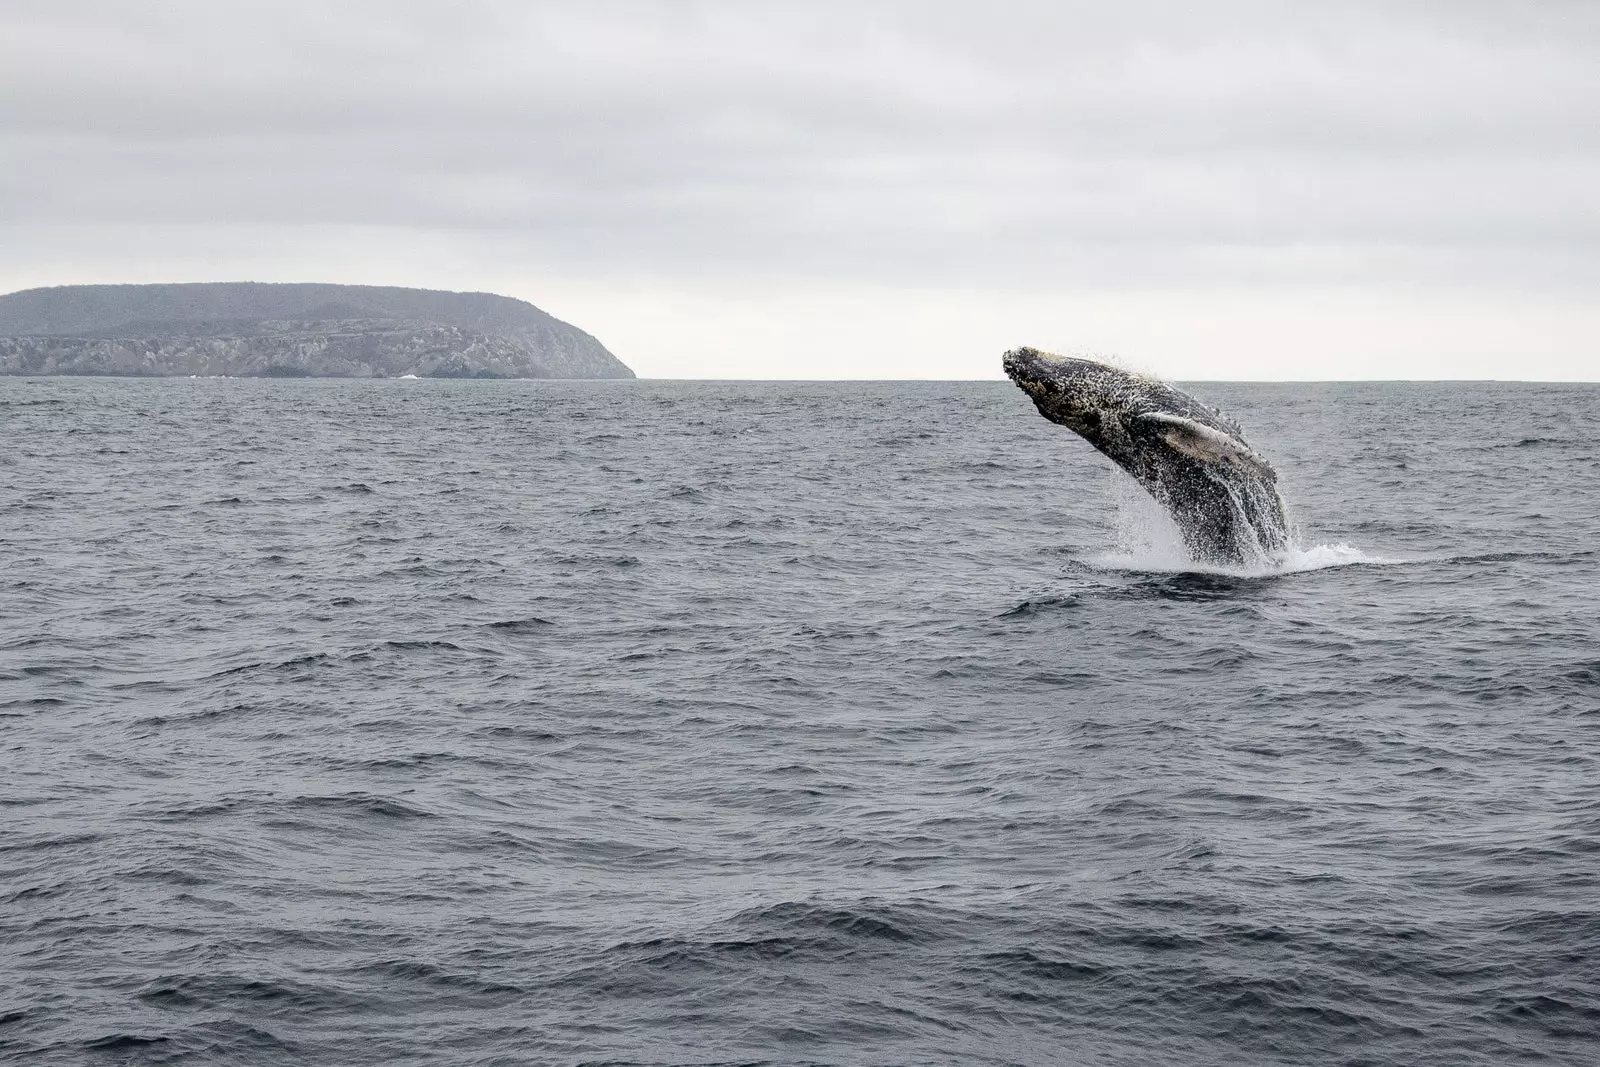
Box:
4, 0, 1599, 290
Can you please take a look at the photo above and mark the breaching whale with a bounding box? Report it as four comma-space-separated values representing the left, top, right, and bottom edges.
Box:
1003, 347, 1289, 566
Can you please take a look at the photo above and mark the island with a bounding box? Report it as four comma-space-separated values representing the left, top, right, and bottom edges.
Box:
0, 282, 634, 379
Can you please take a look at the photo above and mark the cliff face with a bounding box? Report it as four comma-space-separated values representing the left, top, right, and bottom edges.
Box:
0, 283, 634, 379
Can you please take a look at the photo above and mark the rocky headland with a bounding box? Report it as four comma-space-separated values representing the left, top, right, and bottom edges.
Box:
0, 282, 634, 379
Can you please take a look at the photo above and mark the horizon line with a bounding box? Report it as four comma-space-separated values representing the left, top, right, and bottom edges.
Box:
6, 374, 1596, 385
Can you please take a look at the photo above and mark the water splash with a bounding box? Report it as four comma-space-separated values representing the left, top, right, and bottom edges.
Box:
1278, 542, 1398, 572
1103, 468, 1192, 568
1089, 469, 1397, 576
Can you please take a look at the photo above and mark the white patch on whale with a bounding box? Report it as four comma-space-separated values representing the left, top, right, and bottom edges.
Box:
1134, 412, 1273, 476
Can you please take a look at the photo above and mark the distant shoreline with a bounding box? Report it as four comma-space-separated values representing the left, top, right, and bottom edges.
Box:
0, 282, 635, 380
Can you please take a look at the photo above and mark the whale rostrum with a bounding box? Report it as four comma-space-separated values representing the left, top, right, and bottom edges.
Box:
1003, 347, 1289, 566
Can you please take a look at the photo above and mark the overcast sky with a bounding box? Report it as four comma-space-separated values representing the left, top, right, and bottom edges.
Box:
3, 1, 1597, 379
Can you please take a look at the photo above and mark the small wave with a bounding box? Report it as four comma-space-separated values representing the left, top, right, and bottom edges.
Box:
595, 900, 943, 980
999, 595, 1080, 618
209, 652, 332, 678
732, 900, 937, 945
279, 792, 439, 821
486, 616, 555, 632
84, 1034, 170, 1052
1433, 550, 1589, 565
380, 639, 464, 653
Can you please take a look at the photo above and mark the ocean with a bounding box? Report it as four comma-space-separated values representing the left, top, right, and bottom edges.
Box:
2, 376, 1597, 1065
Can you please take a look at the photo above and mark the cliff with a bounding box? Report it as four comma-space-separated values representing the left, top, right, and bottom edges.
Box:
0, 282, 634, 379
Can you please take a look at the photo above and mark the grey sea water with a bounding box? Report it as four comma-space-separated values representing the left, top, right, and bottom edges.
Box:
2, 376, 1598, 1066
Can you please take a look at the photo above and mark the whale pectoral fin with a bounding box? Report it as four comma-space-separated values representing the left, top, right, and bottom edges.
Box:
1136, 412, 1276, 477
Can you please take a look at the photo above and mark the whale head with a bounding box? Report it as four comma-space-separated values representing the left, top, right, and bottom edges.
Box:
1002, 346, 1153, 443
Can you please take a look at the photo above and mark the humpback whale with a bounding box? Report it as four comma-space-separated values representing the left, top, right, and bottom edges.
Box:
1003, 347, 1289, 566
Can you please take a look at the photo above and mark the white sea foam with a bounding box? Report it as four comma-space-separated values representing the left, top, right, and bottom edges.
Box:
1088, 537, 1397, 578
1277, 541, 1398, 572
1086, 469, 1398, 577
